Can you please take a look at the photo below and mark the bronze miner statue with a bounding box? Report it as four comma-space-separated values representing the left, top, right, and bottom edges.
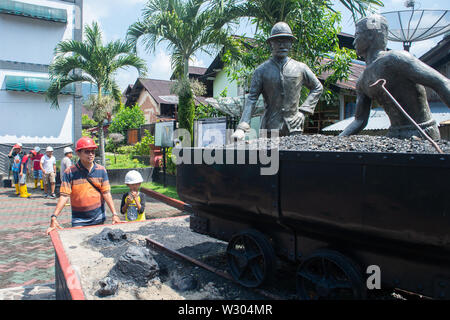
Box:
231, 22, 323, 140
340, 14, 450, 141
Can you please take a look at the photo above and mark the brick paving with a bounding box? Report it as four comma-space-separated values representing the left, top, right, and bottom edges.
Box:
0, 183, 184, 299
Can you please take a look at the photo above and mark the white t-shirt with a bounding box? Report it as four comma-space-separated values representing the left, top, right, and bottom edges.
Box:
41, 155, 56, 173
60, 156, 72, 177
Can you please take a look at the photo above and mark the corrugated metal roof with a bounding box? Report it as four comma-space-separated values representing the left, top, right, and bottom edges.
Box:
322, 103, 450, 132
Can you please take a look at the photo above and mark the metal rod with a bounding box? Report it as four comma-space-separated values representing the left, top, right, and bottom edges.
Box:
145, 237, 284, 300
370, 79, 443, 154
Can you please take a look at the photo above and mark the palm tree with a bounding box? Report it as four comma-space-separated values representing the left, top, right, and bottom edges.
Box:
127, 0, 238, 138
47, 22, 147, 166
213, 0, 384, 25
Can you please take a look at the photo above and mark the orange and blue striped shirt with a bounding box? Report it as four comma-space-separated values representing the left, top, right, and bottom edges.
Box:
60, 161, 111, 227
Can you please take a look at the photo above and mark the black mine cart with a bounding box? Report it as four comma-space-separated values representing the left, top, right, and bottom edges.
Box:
177, 147, 450, 299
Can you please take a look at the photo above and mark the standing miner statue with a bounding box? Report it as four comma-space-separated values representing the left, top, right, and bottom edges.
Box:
340, 14, 450, 140
231, 22, 323, 140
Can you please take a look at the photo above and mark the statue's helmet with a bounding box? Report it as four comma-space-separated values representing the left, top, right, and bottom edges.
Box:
355, 14, 388, 34
267, 22, 297, 42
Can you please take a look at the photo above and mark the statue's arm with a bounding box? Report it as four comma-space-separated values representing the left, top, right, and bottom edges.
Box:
339, 92, 371, 136
299, 65, 323, 115
400, 54, 450, 107
237, 68, 263, 130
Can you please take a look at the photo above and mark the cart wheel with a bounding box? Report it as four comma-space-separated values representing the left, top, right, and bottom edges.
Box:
296, 249, 366, 300
226, 229, 276, 288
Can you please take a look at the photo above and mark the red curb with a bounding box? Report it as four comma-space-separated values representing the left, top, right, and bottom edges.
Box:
140, 187, 187, 211
49, 230, 85, 300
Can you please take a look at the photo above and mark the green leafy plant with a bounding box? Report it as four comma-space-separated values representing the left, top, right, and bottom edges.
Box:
133, 129, 155, 157
109, 103, 146, 137
117, 145, 135, 155
82, 114, 98, 128
166, 147, 177, 175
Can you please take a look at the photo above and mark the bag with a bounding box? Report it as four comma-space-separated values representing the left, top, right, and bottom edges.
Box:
76, 162, 104, 201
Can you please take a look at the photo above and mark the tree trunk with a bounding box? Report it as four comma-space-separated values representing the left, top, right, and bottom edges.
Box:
183, 58, 189, 79
97, 84, 106, 167
99, 124, 106, 166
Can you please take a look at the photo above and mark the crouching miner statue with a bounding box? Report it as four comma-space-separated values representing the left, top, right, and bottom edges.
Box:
340, 14, 450, 141
231, 22, 323, 140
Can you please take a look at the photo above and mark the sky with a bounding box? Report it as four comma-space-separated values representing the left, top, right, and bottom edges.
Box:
82, 0, 449, 92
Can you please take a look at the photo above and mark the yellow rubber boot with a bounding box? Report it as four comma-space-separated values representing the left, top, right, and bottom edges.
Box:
34, 179, 38, 189
25, 184, 31, 197
40, 180, 44, 190
19, 185, 30, 198
15, 184, 20, 195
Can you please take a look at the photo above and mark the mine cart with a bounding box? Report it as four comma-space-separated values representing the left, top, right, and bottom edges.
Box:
177, 147, 450, 299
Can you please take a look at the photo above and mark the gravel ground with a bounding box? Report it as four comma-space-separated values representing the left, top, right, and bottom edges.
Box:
219, 134, 450, 154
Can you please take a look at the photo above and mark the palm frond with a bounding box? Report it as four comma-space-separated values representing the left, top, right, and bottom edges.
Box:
46, 74, 92, 109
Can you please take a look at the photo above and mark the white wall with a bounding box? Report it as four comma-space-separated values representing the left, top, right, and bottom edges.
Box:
0, 70, 73, 144
213, 69, 239, 98
0, 0, 76, 65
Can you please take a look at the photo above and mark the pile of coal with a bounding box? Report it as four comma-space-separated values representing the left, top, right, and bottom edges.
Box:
227, 134, 450, 154
170, 274, 198, 292
111, 246, 160, 287
96, 277, 119, 297
88, 228, 127, 247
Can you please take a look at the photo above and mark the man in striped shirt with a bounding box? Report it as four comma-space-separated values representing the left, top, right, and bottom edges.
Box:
46, 137, 121, 234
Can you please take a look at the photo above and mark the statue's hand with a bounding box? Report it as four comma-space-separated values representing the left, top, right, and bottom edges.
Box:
231, 129, 246, 141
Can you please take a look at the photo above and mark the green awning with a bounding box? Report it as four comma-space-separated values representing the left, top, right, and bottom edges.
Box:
0, 0, 67, 23
4, 75, 74, 94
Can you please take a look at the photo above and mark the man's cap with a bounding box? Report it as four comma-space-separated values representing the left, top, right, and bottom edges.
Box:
64, 147, 73, 154
46, 146, 54, 152
267, 22, 297, 42
34, 146, 40, 152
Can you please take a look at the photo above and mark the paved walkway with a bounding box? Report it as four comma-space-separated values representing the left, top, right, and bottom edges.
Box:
0, 184, 184, 299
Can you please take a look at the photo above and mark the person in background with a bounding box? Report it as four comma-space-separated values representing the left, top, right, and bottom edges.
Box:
19, 150, 35, 198
31, 146, 44, 190
40, 146, 57, 199
60, 147, 73, 206
9, 144, 23, 196
46, 137, 121, 235
120, 170, 146, 222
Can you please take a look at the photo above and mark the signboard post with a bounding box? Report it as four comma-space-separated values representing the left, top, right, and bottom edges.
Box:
154, 121, 175, 187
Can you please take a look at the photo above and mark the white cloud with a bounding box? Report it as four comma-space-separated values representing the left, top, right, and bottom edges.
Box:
148, 49, 173, 80
189, 55, 206, 67
116, 68, 139, 92
83, 1, 109, 27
